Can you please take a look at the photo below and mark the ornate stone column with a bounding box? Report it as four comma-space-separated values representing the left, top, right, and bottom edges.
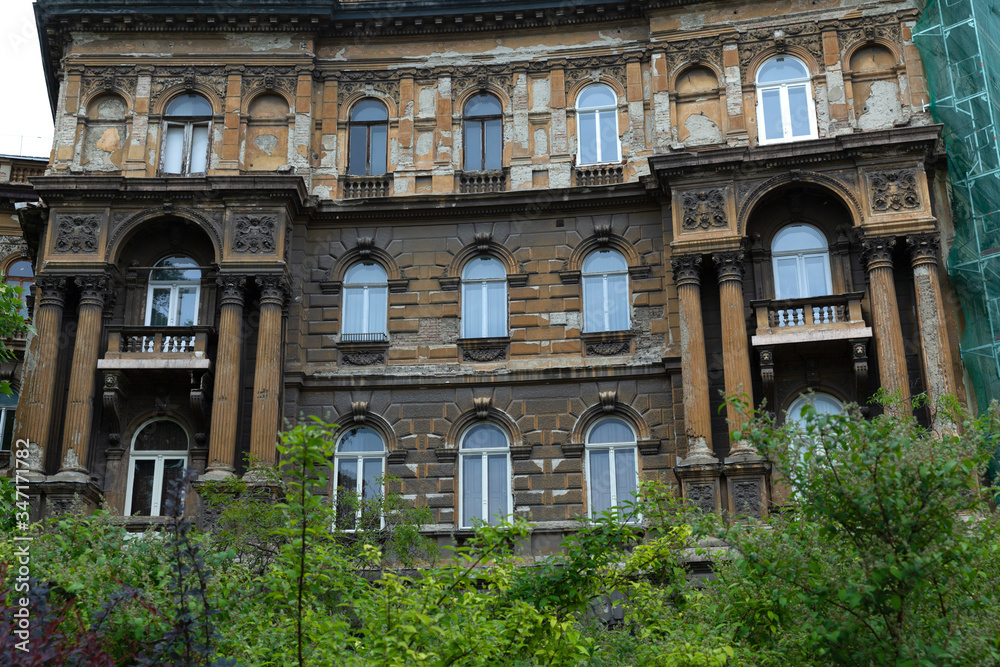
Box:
15, 275, 67, 478
56, 274, 111, 481
671, 255, 714, 454
247, 275, 288, 473
862, 236, 911, 408
204, 275, 247, 479
906, 234, 957, 414
712, 250, 754, 445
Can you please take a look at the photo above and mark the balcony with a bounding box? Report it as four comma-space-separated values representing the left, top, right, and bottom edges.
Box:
750, 292, 871, 346
574, 163, 624, 186
343, 174, 393, 199
457, 168, 507, 194
98, 326, 213, 371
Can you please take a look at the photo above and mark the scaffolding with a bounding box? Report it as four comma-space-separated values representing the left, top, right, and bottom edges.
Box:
914, 0, 1000, 416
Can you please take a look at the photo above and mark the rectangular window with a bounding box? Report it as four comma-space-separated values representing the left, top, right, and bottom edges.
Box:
606, 273, 629, 331
599, 109, 618, 162
787, 85, 811, 137
774, 257, 800, 300
0, 409, 14, 451
466, 121, 483, 171
486, 280, 506, 337
487, 454, 507, 523
803, 255, 831, 297
614, 448, 637, 508
176, 287, 199, 326
348, 125, 368, 176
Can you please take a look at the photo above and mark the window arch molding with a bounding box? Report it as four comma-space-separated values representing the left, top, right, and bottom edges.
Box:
563, 230, 647, 282
81, 90, 133, 117
737, 173, 864, 236
742, 47, 819, 88
240, 89, 294, 116
330, 409, 400, 458
444, 403, 522, 452
568, 77, 625, 113
843, 40, 902, 74
570, 398, 650, 446
781, 389, 848, 427
454, 85, 511, 117
109, 211, 223, 267
323, 241, 406, 295
153, 86, 222, 117
442, 239, 523, 289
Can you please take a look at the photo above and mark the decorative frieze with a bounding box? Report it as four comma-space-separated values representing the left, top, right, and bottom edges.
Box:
232, 215, 277, 254
868, 169, 920, 212
586, 339, 630, 356
54, 215, 100, 254
681, 189, 727, 230
462, 346, 507, 362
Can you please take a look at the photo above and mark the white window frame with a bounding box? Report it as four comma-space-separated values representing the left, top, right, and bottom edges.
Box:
0, 392, 17, 452
458, 424, 512, 529
576, 84, 622, 165
333, 427, 387, 530
341, 262, 389, 339
582, 250, 630, 333
771, 224, 832, 300
461, 257, 508, 339
755, 56, 818, 145
124, 419, 189, 517
585, 418, 640, 521
161, 119, 211, 176
145, 275, 201, 327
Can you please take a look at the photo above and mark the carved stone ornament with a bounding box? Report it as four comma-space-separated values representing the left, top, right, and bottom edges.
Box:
712, 250, 746, 282
256, 275, 289, 306
232, 215, 277, 254
906, 233, 940, 267
685, 482, 716, 514
463, 346, 507, 362
342, 351, 385, 366
732, 479, 763, 517
474, 232, 492, 252
35, 275, 68, 308
861, 236, 896, 271
681, 189, 727, 230
473, 396, 492, 419
671, 254, 702, 287
599, 390, 617, 413
351, 401, 369, 424
587, 340, 630, 356
75, 274, 112, 308
54, 215, 100, 254
593, 224, 613, 246
356, 237, 375, 259
217, 275, 247, 307
869, 169, 920, 212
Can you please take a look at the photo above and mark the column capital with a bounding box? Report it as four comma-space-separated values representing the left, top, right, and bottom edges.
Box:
861, 235, 896, 271
256, 275, 290, 307
35, 275, 68, 308
217, 275, 248, 307
906, 233, 940, 268
671, 254, 702, 287
75, 274, 111, 309
712, 250, 745, 283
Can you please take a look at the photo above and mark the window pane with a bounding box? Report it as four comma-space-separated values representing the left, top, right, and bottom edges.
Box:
583, 275, 605, 332
462, 424, 507, 449
760, 89, 784, 141
342, 286, 365, 334
351, 99, 388, 123
367, 286, 387, 334
606, 273, 629, 331
582, 249, 627, 273
7, 260, 32, 278
348, 125, 368, 176
465, 120, 483, 171
189, 124, 209, 173
774, 257, 800, 299
134, 420, 188, 451
163, 125, 185, 174
589, 419, 634, 445
152, 256, 200, 282
362, 457, 383, 501
589, 449, 611, 516
487, 454, 507, 525
462, 281, 484, 338
370, 124, 387, 175
787, 85, 811, 137
465, 93, 501, 117
578, 85, 616, 109
463, 455, 483, 526
336, 459, 359, 529
484, 119, 502, 170
599, 109, 618, 162
0, 409, 14, 451
486, 279, 506, 337
158, 458, 186, 515
772, 225, 827, 253
614, 448, 637, 509
130, 460, 156, 516
462, 256, 505, 281
579, 111, 598, 164
166, 94, 212, 117
338, 427, 384, 453
344, 262, 388, 285
757, 58, 809, 84
149, 288, 171, 326
176, 287, 198, 326
803, 254, 831, 297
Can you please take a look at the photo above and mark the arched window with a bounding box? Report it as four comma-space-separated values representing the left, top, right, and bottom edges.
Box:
125, 419, 189, 517
162, 93, 212, 175
771, 224, 832, 300
463, 93, 503, 171
5, 259, 33, 320
146, 256, 201, 327
582, 249, 629, 332
0, 391, 17, 452
459, 423, 510, 528
755, 56, 817, 144
347, 99, 388, 176
342, 262, 388, 342
576, 84, 620, 165
334, 426, 386, 530
585, 417, 638, 518
461, 257, 507, 339
787, 393, 843, 424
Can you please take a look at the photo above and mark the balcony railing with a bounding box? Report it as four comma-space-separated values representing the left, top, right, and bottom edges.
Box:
9, 165, 45, 184
575, 163, 624, 186
101, 326, 213, 369
343, 174, 393, 199
340, 332, 388, 344
458, 168, 507, 194
751, 292, 869, 345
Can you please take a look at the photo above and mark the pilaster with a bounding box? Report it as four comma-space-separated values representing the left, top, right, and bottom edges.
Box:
247, 275, 288, 473
204, 275, 247, 479
862, 236, 911, 408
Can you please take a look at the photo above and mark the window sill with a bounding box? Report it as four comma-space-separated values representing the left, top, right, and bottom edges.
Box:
580, 330, 633, 357
458, 336, 509, 363
337, 336, 389, 367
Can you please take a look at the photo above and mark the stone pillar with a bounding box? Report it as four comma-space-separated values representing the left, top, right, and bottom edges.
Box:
14, 276, 67, 477
56, 274, 111, 480
671, 255, 713, 453
862, 236, 911, 408
906, 234, 957, 412
712, 250, 754, 445
204, 275, 247, 479
247, 276, 288, 472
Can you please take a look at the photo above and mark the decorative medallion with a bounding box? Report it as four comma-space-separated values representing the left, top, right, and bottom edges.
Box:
681, 189, 727, 230
869, 169, 920, 212
54, 215, 100, 254
232, 215, 277, 254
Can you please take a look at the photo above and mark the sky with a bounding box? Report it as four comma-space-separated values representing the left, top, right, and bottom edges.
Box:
0, 0, 55, 157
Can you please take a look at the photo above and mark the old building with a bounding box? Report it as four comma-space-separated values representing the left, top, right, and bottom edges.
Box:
14, 0, 966, 546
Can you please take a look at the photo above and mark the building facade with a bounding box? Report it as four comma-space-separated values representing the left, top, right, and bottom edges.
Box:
14, 0, 966, 547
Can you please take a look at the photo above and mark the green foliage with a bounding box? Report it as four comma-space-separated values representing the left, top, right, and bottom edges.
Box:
0, 282, 31, 396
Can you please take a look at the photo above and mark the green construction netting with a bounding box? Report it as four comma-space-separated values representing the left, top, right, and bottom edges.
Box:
914, 0, 1000, 484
